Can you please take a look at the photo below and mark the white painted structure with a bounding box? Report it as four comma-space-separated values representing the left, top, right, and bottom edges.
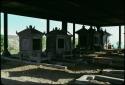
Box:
17, 25, 44, 62
46, 27, 73, 58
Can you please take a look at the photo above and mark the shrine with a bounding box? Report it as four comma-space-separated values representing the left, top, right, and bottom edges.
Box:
16, 25, 44, 62
76, 26, 111, 51
46, 27, 72, 59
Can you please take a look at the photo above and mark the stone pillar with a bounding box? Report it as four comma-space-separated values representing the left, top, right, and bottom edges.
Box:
73, 23, 75, 48
2, 12, 10, 56
62, 20, 67, 33
118, 26, 121, 49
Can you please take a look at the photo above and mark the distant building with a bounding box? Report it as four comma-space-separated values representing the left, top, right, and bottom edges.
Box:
46, 27, 72, 58
76, 26, 111, 50
16, 25, 44, 62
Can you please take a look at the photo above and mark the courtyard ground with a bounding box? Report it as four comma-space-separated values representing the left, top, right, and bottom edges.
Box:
1, 51, 124, 85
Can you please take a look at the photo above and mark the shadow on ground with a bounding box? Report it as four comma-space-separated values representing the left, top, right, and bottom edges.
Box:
1, 78, 47, 85
9, 68, 81, 82
1, 59, 28, 70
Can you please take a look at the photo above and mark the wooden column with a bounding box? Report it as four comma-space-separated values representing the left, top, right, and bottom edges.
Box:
106, 35, 108, 49
118, 26, 121, 49
46, 19, 50, 51
47, 19, 50, 34
62, 20, 67, 33
0, 13, 1, 55
124, 26, 125, 49
96, 26, 102, 48
90, 26, 93, 49
104, 29, 108, 49
2, 12, 10, 56
73, 23, 75, 48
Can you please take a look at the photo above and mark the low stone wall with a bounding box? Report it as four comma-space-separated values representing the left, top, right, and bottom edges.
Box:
1, 56, 67, 70
95, 75, 124, 84
42, 63, 67, 70
75, 75, 124, 84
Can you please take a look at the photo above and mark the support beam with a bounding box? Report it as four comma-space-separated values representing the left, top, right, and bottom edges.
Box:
2, 12, 10, 56
118, 26, 121, 49
73, 23, 75, 48
62, 20, 67, 33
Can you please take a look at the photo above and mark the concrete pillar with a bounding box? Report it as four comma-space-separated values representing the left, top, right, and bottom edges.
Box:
2, 12, 10, 56
73, 23, 75, 48
118, 26, 121, 49
62, 20, 67, 33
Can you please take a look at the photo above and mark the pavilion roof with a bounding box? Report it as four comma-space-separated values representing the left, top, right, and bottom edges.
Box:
1, 0, 125, 26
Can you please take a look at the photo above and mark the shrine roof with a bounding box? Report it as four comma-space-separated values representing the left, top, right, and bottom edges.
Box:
16, 25, 44, 35
47, 27, 72, 36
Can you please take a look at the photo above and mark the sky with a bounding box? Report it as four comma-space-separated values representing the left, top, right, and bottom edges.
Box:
0, 13, 125, 48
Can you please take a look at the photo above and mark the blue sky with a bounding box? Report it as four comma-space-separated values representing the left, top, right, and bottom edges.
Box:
0, 13, 124, 48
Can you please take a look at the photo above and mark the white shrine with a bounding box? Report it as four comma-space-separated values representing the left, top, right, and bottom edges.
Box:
16, 25, 44, 62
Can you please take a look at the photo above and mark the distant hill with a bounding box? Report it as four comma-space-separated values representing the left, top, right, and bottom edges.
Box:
8, 35, 19, 54
8, 35, 19, 39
